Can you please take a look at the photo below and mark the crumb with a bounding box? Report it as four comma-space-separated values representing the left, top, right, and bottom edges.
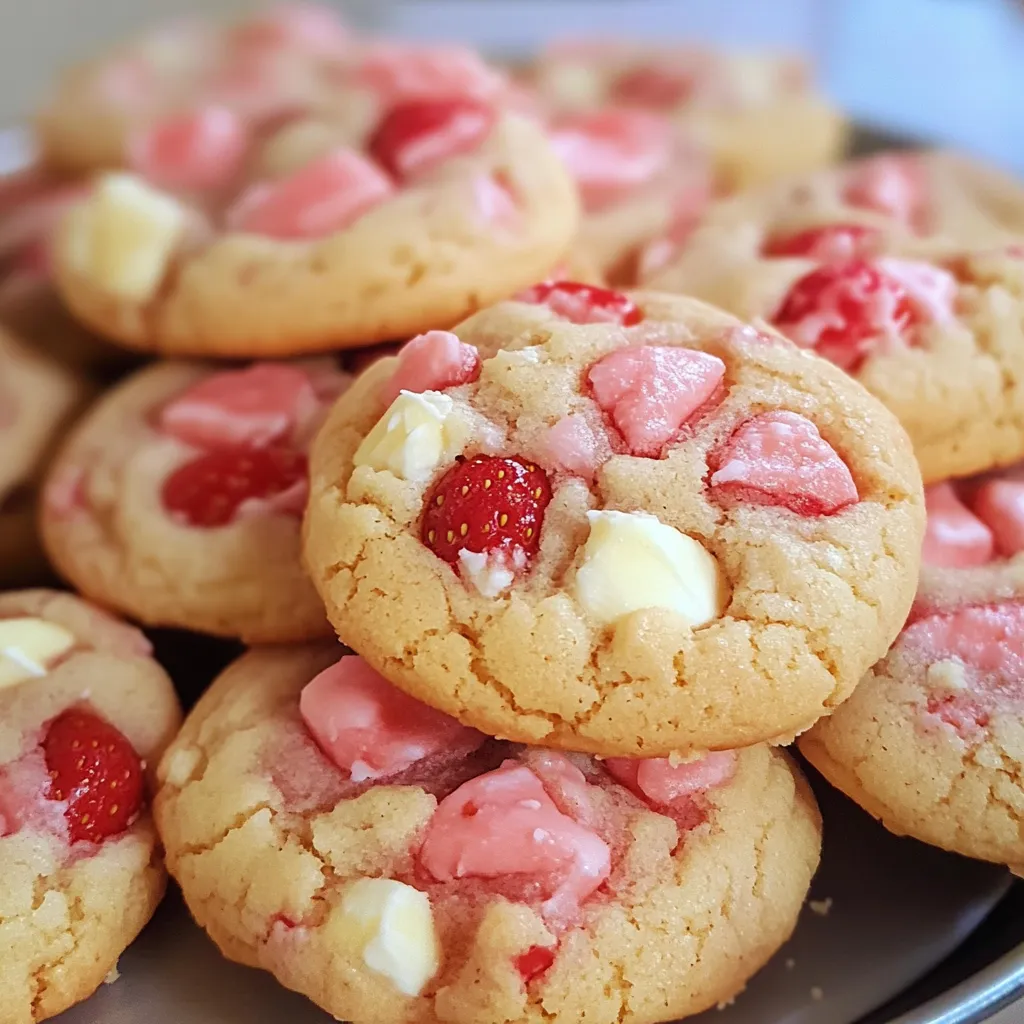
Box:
785, 958, 796, 970
715, 996, 737, 1010
810, 987, 824, 1001
103, 963, 121, 985
809, 897, 833, 916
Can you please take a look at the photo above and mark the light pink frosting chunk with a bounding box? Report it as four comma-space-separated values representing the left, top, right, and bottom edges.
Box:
418, 761, 611, 919
299, 655, 484, 781
605, 751, 736, 806
537, 414, 608, 479
380, 330, 480, 404
971, 479, 1024, 558
922, 483, 995, 568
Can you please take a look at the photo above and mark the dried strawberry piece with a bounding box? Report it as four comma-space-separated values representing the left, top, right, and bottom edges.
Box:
970, 479, 1024, 558
762, 223, 881, 262
43, 708, 145, 844
709, 411, 858, 516
421, 455, 552, 567
517, 280, 643, 327
611, 66, 696, 109
843, 154, 928, 230
161, 446, 307, 528
922, 483, 995, 568
515, 945, 556, 983
368, 97, 495, 181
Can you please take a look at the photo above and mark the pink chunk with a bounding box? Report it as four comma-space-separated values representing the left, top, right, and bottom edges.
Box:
226, 148, 394, 239
299, 656, 484, 781
127, 106, 249, 193
971, 479, 1024, 558
159, 364, 317, 450
922, 483, 995, 568
228, 4, 350, 56
548, 109, 672, 212
588, 345, 725, 458
517, 281, 643, 327
605, 751, 736, 806
611, 64, 699, 110
844, 154, 928, 230
419, 761, 610, 921
471, 173, 520, 231
43, 465, 87, 520
380, 330, 480, 405
537, 414, 608, 479
710, 411, 858, 516
635, 179, 714, 279
0, 183, 89, 264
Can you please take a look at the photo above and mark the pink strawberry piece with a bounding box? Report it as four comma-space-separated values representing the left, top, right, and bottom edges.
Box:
548, 109, 672, 212
970, 479, 1024, 558
604, 751, 736, 806
710, 411, 858, 516
471, 172, 520, 230
762, 223, 882, 262
844, 154, 928, 229
159, 363, 317, 449
515, 945, 556, 983
537, 414, 607, 479
588, 344, 725, 458
43, 708, 145, 844
922, 483, 995, 568
161, 446, 307, 528
228, 4, 350, 56
611, 65, 696, 109
226, 149, 394, 239
517, 280, 643, 327
421, 455, 552, 568
299, 655, 484, 780
368, 98, 496, 181
127, 106, 249, 193
418, 761, 611, 920
635, 180, 713, 279
380, 330, 481, 405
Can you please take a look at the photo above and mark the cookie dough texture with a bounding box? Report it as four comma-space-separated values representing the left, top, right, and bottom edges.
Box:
156, 644, 821, 1024
52, 113, 579, 357
40, 361, 331, 642
304, 293, 925, 756
0, 589, 182, 1024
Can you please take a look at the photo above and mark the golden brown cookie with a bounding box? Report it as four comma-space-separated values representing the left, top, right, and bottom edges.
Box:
304, 288, 924, 756
156, 643, 821, 1024
0, 588, 181, 1024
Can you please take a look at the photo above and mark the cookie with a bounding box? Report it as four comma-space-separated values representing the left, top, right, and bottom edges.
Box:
155, 643, 821, 1024
529, 39, 845, 191
41, 358, 350, 642
800, 471, 1024, 871
0, 588, 182, 1024
645, 155, 1024, 483
303, 289, 924, 756
0, 328, 89, 585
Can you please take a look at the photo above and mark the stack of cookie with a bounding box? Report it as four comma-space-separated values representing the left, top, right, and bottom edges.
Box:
0, 5, 1021, 1024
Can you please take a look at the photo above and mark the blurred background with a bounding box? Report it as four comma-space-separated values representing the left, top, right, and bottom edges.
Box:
3, 0, 1023, 169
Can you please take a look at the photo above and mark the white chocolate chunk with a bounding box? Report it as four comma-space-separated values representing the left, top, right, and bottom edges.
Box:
0, 618, 76, 691
340, 878, 440, 996
544, 64, 603, 109
925, 659, 969, 692
573, 510, 725, 627
353, 391, 465, 482
65, 173, 186, 302
457, 547, 525, 598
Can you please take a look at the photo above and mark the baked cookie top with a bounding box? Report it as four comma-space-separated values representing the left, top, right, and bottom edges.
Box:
304, 288, 924, 756
41, 357, 350, 642
156, 643, 820, 1024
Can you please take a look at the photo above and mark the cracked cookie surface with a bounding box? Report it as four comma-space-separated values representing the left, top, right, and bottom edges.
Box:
304, 290, 924, 756
155, 643, 821, 1024
0, 589, 181, 1024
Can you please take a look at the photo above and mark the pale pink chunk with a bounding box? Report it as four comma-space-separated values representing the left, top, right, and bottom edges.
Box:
548, 109, 672, 212
226, 148, 394, 239
710, 411, 858, 516
380, 330, 480, 405
971, 479, 1024, 558
418, 761, 610, 921
922, 483, 995, 568
537, 414, 608, 479
354, 43, 506, 106
127, 106, 249, 193
605, 751, 736, 806
588, 345, 725, 458
229, 4, 350, 56
299, 655, 484, 781
159, 364, 317, 450
43, 465, 87, 520
844, 154, 928, 229
635, 179, 713, 279
471, 173, 520, 231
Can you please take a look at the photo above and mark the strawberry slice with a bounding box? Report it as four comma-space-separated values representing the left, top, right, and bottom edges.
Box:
517, 280, 643, 327
368, 97, 496, 181
161, 446, 307, 528
43, 708, 145, 844
514, 945, 556, 983
709, 411, 858, 516
762, 223, 881, 262
421, 455, 552, 567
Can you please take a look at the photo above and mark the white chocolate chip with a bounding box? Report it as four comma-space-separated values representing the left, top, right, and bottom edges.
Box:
925, 659, 969, 692
65, 173, 187, 302
353, 391, 465, 482
339, 878, 440, 996
544, 64, 603, 109
573, 510, 726, 627
0, 618, 76, 691
160, 746, 202, 788
457, 547, 525, 598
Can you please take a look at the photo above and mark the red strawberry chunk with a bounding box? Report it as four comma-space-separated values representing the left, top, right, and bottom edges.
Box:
922, 483, 995, 568
515, 945, 556, 983
710, 411, 858, 516
127, 106, 249, 193
517, 280, 643, 327
421, 455, 552, 569
843, 154, 928, 229
548, 109, 672, 212
43, 708, 145, 844
971, 479, 1024, 558
226, 149, 394, 239
161, 446, 308, 528
368, 98, 496, 181
611, 65, 697, 109
588, 345, 725, 458
762, 223, 882, 262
